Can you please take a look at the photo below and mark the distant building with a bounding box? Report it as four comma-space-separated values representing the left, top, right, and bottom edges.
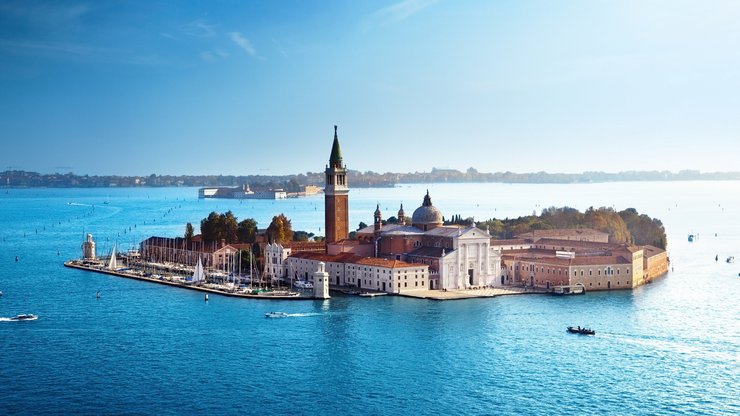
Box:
198, 184, 287, 199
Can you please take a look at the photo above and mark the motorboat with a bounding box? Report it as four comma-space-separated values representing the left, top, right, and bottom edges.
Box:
10, 314, 38, 321
265, 312, 289, 318
552, 285, 585, 295
567, 326, 595, 335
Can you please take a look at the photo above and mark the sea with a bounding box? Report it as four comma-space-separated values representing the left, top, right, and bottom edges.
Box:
0, 182, 738, 415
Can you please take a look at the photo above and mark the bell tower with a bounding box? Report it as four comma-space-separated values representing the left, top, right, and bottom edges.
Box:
325, 125, 349, 243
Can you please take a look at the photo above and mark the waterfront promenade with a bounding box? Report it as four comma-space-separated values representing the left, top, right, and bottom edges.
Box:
65, 260, 547, 301
399, 286, 547, 300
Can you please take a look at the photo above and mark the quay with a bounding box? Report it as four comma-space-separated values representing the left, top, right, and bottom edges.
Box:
64, 260, 317, 301
65, 259, 547, 301
398, 286, 547, 301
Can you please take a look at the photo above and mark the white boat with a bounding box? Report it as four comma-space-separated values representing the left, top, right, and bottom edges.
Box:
552, 285, 585, 295
107, 244, 118, 270
265, 311, 289, 318
190, 257, 205, 284
293, 280, 314, 289
10, 314, 38, 321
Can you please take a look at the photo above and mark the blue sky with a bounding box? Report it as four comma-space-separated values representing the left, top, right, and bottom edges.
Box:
1, 0, 739, 176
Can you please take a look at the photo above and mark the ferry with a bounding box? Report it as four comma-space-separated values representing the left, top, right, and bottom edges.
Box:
567, 326, 595, 335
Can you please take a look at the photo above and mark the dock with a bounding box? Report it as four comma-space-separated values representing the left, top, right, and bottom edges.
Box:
398, 286, 547, 301
64, 260, 317, 300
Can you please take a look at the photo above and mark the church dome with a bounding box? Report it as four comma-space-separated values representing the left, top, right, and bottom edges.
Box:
412, 190, 443, 228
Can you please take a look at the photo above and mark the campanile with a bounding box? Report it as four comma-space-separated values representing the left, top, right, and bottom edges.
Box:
325, 125, 349, 243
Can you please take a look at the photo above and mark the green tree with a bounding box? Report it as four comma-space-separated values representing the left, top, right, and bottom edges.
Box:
184, 222, 194, 243
237, 218, 258, 243
293, 230, 314, 242
266, 213, 293, 244
238, 249, 252, 273
200, 211, 239, 243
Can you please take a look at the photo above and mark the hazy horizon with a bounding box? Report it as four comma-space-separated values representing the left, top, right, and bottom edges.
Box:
2, 1, 739, 176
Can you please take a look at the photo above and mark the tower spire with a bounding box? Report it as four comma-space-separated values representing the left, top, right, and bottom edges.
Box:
329, 125, 342, 168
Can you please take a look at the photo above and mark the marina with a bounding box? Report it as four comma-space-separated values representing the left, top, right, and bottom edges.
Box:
63, 260, 314, 300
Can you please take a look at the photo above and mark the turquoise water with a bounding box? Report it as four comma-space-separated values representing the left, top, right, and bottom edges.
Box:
1, 182, 739, 415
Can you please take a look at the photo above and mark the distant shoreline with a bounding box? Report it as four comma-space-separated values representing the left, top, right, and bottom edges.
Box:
3, 169, 740, 189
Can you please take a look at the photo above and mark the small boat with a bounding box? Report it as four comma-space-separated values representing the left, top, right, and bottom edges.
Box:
265, 312, 289, 318
567, 326, 595, 335
293, 280, 313, 289
10, 314, 38, 321
727, 256, 735, 264
552, 285, 585, 295
204, 294, 209, 301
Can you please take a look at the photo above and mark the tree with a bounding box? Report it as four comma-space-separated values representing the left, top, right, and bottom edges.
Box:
237, 218, 258, 243
184, 222, 194, 243
293, 230, 314, 242
238, 249, 252, 273
358, 221, 368, 230
200, 211, 239, 243
266, 213, 293, 244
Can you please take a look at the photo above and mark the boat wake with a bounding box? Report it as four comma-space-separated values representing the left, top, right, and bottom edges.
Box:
265, 312, 323, 319
286, 312, 323, 317
0, 315, 39, 322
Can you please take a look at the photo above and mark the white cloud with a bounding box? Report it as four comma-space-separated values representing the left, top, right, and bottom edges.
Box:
371, 0, 437, 25
229, 32, 256, 56
182, 18, 217, 37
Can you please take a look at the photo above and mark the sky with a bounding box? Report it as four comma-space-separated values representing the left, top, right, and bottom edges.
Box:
1, 0, 739, 176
